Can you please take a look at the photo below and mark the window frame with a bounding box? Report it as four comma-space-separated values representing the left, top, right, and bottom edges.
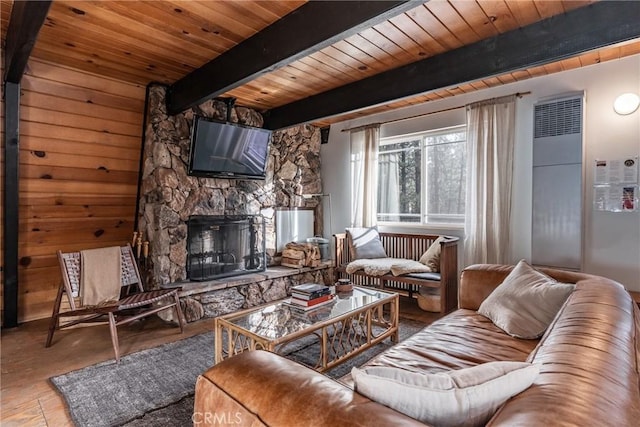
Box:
377, 124, 467, 230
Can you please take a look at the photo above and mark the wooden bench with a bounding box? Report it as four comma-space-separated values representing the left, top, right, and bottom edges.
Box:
334, 232, 459, 313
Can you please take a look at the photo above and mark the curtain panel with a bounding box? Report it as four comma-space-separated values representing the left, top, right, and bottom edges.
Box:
378, 152, 400, 222
350, 125, 380, 227
464, 95, 516, 265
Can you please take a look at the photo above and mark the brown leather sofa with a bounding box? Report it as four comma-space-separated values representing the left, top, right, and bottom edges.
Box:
194, 264, 640, 426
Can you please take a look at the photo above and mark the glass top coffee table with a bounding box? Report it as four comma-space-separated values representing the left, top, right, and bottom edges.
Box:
214, 287, 399, 372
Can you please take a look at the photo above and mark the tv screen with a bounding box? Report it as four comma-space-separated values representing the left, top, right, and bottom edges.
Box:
188, 117, 272, 180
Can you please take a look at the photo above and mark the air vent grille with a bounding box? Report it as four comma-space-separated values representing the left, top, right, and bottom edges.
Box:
534, 98, 582, 138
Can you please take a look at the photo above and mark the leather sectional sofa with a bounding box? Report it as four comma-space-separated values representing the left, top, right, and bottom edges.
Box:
194, 264, 640, 426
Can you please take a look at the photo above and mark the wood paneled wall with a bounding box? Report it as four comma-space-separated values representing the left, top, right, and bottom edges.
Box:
15, 59, 145, 322
1, 61, 5, 323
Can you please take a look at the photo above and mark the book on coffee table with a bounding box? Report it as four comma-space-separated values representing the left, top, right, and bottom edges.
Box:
291, 288, 331, 300
284, 295, 335, 311
290, 293, 334, 307
292, 283, 329, 294
291, 283, 331, 301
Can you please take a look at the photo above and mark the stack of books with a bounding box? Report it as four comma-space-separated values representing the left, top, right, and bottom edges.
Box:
288, 283, 334, 310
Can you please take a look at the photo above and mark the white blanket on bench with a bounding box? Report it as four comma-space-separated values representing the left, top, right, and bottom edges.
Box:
346, 258, 433, 277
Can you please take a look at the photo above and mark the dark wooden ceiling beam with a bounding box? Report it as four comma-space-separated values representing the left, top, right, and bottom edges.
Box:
264, 1, 640, 130
3, 0, 51, 328
3, 0, 52, 83
166, 1, 421, 115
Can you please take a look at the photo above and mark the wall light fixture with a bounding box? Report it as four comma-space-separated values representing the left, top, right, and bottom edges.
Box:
613, 93, 640, 115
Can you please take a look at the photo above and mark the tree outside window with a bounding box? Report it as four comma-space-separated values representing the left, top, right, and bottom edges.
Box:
377, 125, 466, 226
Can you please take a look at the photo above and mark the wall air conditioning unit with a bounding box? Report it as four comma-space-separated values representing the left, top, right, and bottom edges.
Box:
531, 93, 584, 270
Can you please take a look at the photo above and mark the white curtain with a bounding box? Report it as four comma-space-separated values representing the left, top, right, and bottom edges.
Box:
464, 95, 516, 265
350, 125, 380, 227
378, 152, 400, 222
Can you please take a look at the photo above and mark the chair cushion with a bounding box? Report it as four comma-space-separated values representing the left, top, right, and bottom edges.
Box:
346, 227, 387, 259
405, 272, 441, 281
352, 361, 539, 427
478, 260, 575, 339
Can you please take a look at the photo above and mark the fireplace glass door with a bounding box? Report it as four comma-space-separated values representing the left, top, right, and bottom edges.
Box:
187, 215, 265, 281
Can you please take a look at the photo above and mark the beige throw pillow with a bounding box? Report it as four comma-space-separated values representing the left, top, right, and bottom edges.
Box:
346, 227, 387, 259
419, 236, 445, 272
352, 362, 539, 427
478, 260, 575, 339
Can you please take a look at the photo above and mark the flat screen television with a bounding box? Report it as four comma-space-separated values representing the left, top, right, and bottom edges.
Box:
188, 116, 272, 180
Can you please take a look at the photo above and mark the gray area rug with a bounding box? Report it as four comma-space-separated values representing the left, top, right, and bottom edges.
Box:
51, 318, 425, 426
50, 333, 214, 427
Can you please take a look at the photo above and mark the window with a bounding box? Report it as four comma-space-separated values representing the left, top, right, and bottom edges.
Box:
377, 125, 466, 226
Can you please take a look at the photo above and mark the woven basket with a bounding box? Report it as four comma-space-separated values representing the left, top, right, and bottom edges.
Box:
417, 287, 440, 312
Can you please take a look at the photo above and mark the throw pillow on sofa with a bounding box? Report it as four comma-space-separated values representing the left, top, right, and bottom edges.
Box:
419, 236, 445, 272
478, 259, 575, 339
346, 227, 387, 259
352, 361, 539, 427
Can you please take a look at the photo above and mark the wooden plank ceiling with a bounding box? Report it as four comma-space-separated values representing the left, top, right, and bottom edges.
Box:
2, 0, 640, 127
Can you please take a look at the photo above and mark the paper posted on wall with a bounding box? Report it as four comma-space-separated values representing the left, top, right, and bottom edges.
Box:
594, 157, 638, 184
593, 157, 638, 212
594, 184, 638, 212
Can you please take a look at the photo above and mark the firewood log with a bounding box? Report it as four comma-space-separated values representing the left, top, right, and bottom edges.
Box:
281, 257, 306, 268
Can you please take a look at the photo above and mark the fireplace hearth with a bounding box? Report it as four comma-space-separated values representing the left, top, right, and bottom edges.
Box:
187, 215, 266, 281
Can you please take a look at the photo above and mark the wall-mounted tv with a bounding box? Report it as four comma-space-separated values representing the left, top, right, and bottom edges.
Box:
188, 116, 272, 180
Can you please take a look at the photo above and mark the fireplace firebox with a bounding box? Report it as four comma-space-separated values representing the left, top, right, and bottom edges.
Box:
187, 215, 266, 281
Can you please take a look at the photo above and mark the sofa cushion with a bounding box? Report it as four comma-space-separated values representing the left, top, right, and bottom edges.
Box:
478, 260, 575, 339
352, 361, 539, 427
341, 309, 538, 390
346, 227, 387, 259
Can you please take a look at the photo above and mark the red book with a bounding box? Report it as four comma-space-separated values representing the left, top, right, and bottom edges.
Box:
290, 293, 334, 307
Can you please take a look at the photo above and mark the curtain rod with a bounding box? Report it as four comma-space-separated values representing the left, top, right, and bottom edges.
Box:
341, 91, 532, 133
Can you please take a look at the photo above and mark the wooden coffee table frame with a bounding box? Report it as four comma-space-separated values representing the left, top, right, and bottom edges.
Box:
214, 289, 399, 372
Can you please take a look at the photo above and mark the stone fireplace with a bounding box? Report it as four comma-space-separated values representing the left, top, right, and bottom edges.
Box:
137, 85, 330, 322
187, 215, 265, 281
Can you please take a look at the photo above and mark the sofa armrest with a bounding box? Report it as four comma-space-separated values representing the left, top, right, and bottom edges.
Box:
458, 264, 514, 310
195, 350, 427, 427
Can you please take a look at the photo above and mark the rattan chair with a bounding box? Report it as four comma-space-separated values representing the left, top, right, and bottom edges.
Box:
45, 244, 185, 363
